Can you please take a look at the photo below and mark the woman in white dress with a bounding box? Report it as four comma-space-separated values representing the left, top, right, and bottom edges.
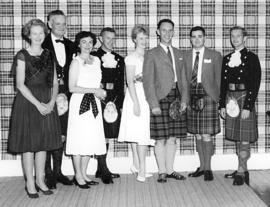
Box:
66, 31, 107, 188
118, 26, 154, 182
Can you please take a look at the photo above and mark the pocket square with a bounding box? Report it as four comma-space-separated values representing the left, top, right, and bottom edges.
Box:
204, 59, 212, 63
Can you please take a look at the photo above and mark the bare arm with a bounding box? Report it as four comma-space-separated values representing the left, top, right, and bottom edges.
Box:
126, 63, 140, 116
16, 59, 47, 115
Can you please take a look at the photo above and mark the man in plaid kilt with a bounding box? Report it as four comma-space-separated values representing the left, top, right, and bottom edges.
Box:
220, 26, 261, 186
185, 26, 222, 181
143, 19, 188, 183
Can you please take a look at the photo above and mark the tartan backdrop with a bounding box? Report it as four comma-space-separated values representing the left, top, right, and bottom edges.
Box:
0, 0, 269, 160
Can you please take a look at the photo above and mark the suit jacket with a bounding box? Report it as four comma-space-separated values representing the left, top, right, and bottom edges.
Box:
143, 45, 188, 109
184, 47, 222, 103
42, 33, 75, 96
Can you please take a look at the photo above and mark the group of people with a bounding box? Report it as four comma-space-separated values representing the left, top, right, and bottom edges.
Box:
8, 9, 261, 199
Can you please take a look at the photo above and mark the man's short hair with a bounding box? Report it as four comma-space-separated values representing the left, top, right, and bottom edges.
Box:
157, 19, 174, 29
47, 10, 65, 22
100, 27, 116, 37
230, 26, 248, 37
189, 26, 206, 37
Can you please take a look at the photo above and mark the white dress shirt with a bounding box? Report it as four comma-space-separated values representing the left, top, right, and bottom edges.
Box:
51, 33, 66, 67
192, 47, 205, 83
160, 43, 177, 82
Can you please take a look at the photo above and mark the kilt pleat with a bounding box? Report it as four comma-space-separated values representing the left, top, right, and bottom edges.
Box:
187, 85, 220, 135
225, 91, 258, 143
150, 88, 187, 140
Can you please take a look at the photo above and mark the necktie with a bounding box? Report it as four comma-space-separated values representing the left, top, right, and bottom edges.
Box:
79, 93, 99, 118
55, 39, 65, 44
191, 51, 200, 85
167, 46, 173, 63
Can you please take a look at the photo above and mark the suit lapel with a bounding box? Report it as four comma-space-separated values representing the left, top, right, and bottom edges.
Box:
158, 45, 173, 68
186, 49, 193, 81
201, 47, 210, 82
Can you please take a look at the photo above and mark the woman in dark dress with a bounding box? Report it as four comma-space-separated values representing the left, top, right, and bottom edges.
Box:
9, 19, 62, 198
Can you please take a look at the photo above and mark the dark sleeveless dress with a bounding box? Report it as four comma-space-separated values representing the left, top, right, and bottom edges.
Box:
9, 49, 62, 153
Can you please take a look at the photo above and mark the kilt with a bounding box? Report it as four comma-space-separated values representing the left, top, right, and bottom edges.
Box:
225, 90, 258, 143
187, 84, 220, 135
150, 87, 187, 140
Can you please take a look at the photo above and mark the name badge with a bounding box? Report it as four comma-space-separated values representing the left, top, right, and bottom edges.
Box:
204, 59, 212, 63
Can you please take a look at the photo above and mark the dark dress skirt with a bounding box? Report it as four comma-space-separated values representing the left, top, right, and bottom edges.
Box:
150, 87, 187, 140
9, 49, 62, 153
225, 91, 258, 143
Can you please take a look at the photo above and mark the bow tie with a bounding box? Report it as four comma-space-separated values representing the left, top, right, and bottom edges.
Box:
55, 39, 65, 44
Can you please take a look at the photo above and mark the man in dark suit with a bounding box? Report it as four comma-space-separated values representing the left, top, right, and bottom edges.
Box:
184, 26, 222, 181
143, 19, 188, 183
42, 10, 75, 189
91, 27, 124, 184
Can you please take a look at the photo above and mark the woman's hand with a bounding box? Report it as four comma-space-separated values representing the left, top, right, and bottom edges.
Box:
241, 109, 250, 119
94, 88, 107, 100
220, 108, 226, 119
133, 102, 141, 116
36, 102, 49, 115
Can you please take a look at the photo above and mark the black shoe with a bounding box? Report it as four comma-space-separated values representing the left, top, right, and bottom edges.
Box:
56, 173, 73, 185
35, 184, 53, 195
167, 171, 186, 180
73, 178, 90, 189
233, 173, 245, 186
95, 170, 101, 178
25, 187, 39, 199
110, 173, 120, 179
85, 180, 99, 185
244, 171, 250, 185
157, 173, 167, 183
204, 170, 214, 181
45, 174, 57, 189
224, 170, 237, 179
101, 174, 114, 184
188, 167, 204, 177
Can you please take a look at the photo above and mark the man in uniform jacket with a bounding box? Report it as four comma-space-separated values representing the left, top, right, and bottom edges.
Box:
184, 26, 222, 181
220, 26, 261, 186
91, 27, 125, 184
143, 19, 188, 183
42, 10, 75, 189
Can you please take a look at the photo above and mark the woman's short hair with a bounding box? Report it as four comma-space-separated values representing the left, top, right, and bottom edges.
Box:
230, 26, 248, 37
131, 25, 148, 42
74, 31, 97, 53
22, 19, 48, 43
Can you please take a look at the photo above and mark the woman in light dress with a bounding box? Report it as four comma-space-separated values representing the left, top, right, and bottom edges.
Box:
66, 31, 107, 188
118, 26, 154, 182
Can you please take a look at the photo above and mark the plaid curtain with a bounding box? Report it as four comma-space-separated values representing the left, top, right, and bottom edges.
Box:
0, 0, 268, 160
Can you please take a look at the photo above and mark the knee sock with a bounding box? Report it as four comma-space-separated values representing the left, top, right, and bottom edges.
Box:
203, 140, 213, 171
195, 138, 204, 170
238, 143, 250, 173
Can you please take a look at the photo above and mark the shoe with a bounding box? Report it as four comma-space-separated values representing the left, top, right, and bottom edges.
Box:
110, 173, 120, 179
188, 167, 204, 177
85, 180, 99, 185
35, 184, 53, 195
101, 174, 114, 184
45, 173, 57, 189
204, 170, 214, 181
136, 175, 146, 183
130, 165, 139, 175
224, 170, 237, 179
73, 178, 90, 189
157, 173, 167, 183
25, 187, 39, 199
233, 173, 245, 186
167, 171, 186, 180
244, 171, 249, 185
56, 173, 73, 185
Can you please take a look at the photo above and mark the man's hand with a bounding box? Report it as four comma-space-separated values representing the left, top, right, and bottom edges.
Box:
152, 107, 161, 115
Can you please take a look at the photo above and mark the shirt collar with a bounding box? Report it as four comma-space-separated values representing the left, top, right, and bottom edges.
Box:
160, 43, 172, 52
51, 33, 64, 42
193, 46, 205, 55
